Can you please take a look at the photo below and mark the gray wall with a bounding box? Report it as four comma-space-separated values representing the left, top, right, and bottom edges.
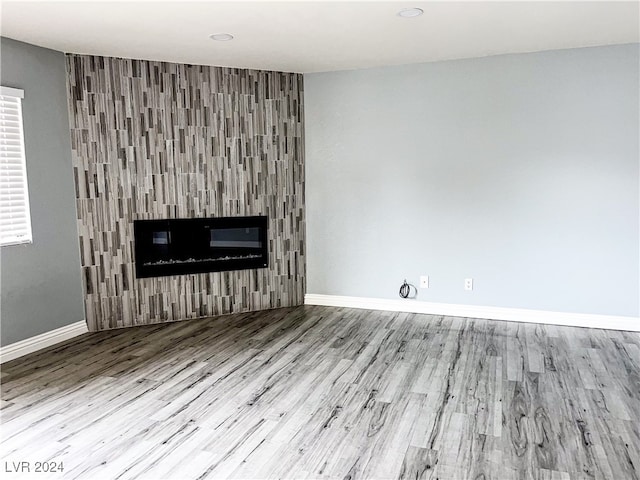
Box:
305, 44, 639, 317
0, 38, 85, 345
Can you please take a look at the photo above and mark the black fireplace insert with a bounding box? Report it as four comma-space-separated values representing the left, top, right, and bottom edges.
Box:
133, 216, 268, 278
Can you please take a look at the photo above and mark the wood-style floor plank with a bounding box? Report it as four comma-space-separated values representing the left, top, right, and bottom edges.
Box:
1, 305, 639, 479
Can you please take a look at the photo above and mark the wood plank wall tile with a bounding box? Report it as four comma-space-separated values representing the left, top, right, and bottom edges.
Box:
66, 55, 305, 332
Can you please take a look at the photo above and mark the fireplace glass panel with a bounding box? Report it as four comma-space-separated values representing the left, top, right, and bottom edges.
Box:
134, 216, 268, 278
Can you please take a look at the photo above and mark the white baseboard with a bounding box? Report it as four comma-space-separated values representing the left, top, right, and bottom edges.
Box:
304, 294, 640, 332
1, 321, 89, 363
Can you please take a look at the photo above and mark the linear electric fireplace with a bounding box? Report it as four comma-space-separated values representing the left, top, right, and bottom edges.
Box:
133, 216, 268, 278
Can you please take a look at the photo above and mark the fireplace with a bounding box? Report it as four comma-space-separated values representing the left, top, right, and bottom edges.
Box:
133, 216, 268, 278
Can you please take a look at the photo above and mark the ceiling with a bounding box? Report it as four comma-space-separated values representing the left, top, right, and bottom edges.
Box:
1, 1, 638, 73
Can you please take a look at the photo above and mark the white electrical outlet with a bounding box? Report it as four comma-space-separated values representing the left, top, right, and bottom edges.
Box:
420, 275, 429, 289
464, 278, 473, 291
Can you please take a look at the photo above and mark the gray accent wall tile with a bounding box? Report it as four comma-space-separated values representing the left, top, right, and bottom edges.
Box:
66, 55, 305, 331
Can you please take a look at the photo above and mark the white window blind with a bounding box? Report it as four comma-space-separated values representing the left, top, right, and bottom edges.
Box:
0, 86, 32, 246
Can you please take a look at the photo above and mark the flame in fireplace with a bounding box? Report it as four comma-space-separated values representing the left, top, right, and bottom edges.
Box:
143, 253, 263, 267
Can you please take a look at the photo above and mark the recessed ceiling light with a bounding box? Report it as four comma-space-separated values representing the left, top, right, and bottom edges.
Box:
209, 33, 234, 41
397, 8, 424, 18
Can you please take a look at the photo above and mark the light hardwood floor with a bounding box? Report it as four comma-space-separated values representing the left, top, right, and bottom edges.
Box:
1, 306, 639, 479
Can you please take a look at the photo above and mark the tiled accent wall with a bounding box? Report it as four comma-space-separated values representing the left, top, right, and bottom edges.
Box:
66, 55, 305, 331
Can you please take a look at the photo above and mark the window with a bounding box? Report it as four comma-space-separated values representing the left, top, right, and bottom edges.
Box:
0, 86, 32, 246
